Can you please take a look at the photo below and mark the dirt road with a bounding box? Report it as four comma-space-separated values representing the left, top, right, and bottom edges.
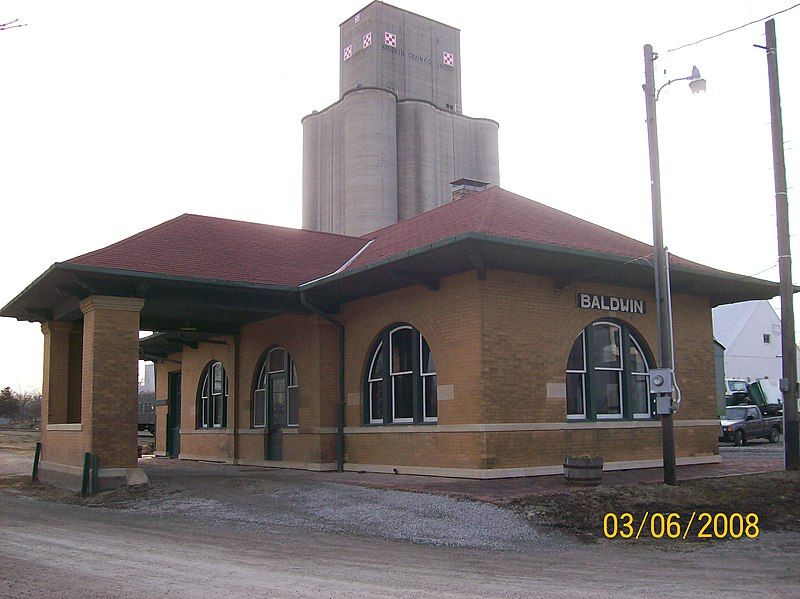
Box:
2, 491, 799, 598
3, 457, 800, 599
2, 438, 798, 597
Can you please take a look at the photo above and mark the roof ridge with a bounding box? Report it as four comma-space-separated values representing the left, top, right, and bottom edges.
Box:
488, 189, 722, 271
358, 188, 498, 239
495, 188, 652, 246
180, 213, 363, 241
360, 187, 656, 252
68, 213, 364, 265
67, 214, 188, 263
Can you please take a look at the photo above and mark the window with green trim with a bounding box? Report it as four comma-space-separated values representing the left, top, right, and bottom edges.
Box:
366, 325, 437, 425
253, 347, 299, 428
566, 320, 653, 421
197, 361, 227, 428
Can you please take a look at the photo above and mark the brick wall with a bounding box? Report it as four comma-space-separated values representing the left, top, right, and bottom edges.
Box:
481, 271, 659, 424
173, 313, 340, 464
345, 431, 485, 468
237, 313, 338, 432
168, 267, 718, 473
79, 297, 143, 469
67, 323, 83, 423
178, 340, 235, 460
478, 270, 718, 466
341, 270, 483, 427
41, 321, 72, 426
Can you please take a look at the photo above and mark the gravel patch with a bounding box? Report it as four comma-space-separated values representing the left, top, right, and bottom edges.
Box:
111, 476, 570, 552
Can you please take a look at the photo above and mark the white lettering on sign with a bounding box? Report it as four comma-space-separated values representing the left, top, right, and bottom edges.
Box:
576, 293, 646, 314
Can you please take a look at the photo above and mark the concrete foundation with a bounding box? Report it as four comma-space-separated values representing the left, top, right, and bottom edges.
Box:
38, 461, 149, 492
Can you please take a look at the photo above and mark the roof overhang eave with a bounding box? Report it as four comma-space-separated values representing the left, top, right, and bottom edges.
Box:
0, 262, 300, 323
302, 232, 785, 304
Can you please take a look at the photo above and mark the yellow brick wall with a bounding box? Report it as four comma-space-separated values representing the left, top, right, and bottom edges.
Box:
341, 270, 483, 427
67, 324, 83, 424
344, 431, 485, 468
41, 321, 72, 427
168, 267, 718, 472
237, 313, 339, 432
172, 313, 340, 463
79, 299, 143, 469
480, 271, 660, 424
177, 339, 235, 460
477, 270, 717, 466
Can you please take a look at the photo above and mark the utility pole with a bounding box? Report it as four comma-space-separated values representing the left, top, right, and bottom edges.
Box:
643, 44, 678, 485
763, 19, 799, 471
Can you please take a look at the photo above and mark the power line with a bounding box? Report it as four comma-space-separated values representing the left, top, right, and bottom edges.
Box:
666, 3, 800, 53
0, 18, 28, 31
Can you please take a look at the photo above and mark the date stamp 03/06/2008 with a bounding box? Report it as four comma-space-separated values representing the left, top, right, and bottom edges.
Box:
603, 512, 760, 540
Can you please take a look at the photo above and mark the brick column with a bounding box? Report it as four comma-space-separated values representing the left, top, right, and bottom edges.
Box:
41, 321, 73, 426
39, 321, 87, 489
80, 295, 146, 489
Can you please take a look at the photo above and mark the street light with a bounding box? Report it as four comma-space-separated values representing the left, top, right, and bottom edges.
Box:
688, 67, 707, 94
642, 45, 705, 486
655, 64, 707, 100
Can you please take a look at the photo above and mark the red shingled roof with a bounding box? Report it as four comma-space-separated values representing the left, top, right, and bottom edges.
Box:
67, 214, 366, 287
349, 186, 712, 273
67, 188, 716, 288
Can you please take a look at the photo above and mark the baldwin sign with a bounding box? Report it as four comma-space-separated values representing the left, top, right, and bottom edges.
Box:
576, 293, 646, 315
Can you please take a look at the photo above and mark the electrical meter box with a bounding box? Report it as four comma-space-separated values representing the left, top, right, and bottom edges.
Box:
648, 368, 673, 394
655, 396, 675, 415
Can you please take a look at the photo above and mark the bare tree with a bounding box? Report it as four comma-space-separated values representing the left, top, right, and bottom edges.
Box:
16, 390, 41, 422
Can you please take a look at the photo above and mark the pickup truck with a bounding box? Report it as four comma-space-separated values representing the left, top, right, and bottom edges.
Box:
725, 379, 783, 415
719, 405, 783, 446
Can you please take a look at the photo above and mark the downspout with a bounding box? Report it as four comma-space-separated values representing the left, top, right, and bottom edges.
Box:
232, 333, 240, 464
299, 292, 345, 472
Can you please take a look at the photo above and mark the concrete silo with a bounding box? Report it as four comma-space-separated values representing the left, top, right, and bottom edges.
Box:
302, 1, 499, 236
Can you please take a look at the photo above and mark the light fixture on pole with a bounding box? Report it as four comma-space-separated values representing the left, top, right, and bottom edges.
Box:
688, 66, 707, 94
642, 46, 705, 486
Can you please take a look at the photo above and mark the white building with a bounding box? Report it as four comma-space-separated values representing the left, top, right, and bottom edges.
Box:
712, 300, 787, 382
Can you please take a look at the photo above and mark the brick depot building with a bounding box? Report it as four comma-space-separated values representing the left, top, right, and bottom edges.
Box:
1, 187, 779, 489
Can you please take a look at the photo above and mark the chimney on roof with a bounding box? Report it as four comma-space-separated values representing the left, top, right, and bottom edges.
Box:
450, 178, 489, 202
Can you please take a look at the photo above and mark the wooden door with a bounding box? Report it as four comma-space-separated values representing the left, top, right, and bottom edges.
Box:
267, 372, 286, 460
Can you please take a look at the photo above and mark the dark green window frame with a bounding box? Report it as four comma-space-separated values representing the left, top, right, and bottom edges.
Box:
252, 347, 300, 429
365, 325, 437, 425
566, 319, 654, 421
197, 361, 227, 429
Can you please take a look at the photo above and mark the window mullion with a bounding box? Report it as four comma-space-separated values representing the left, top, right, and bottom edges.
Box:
621, 328, 632, 419
209, 382, 214, 427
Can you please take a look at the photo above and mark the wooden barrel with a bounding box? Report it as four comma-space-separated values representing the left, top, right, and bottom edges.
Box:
563, 456, 603, 485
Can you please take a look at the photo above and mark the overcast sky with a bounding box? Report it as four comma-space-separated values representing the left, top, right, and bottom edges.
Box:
1, 1, 798, 391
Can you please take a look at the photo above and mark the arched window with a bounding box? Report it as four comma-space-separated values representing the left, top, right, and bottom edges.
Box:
566, 321, 653, 421
197, 361, 227, 428
253, 348, 299, 429
366, 325, 437, 425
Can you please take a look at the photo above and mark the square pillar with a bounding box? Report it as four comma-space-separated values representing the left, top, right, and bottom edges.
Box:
80, 295, 147, 489
41, 321, 73, 426
39, 321, 87, 490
